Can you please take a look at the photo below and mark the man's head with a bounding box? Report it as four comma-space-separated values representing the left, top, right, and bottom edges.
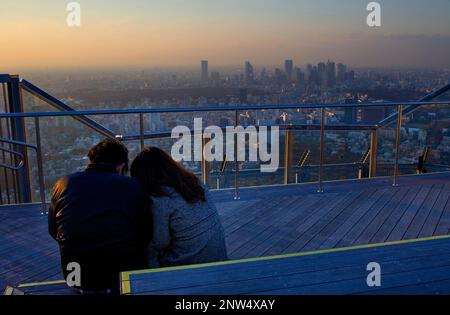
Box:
87, 139, 129, 175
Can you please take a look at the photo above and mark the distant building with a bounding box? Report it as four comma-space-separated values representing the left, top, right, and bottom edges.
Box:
345, 70, 355, 81
337, 63, 347, 82
274, 68, 285, 85
295, 68, 305, 93
306, 64, 313, 82
245, 61, 254, 82
326, 60, 336, 87
318, 62, 327, 88
285, 60, 294, 82
201, 60, 209, 81
295, 67, 305, 84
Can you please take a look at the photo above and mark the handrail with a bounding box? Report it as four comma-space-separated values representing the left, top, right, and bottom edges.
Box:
20, 79, 116, 139
0, 137, 38, 149
0, 100, 449, 119
0, 137, 46, 212
0, 146, 25, 170
118, 123, 377, 141
377, 83, 450, 128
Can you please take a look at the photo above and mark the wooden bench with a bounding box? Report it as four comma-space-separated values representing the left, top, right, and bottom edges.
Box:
120, 235, 450, 295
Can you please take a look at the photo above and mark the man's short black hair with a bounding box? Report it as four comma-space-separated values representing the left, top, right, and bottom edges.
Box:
87, 139, 129, 171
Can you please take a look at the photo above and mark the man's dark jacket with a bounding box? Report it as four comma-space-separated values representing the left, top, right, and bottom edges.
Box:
48, 163, 152, 291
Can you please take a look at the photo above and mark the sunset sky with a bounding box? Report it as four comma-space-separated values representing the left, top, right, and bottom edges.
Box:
2, 0, 450, 71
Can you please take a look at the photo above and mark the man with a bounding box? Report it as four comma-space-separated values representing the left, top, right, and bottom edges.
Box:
48, 139, 152, 294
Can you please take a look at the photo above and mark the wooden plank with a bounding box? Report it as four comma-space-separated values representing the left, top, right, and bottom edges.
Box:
230, 195, 320, 258
387, 186, 432, 241
336, 187, 401, 247
419, 190, 450, 237
228, 196, 303, 256
223, 196, 290, 234
362, 186, 417, 244
282, 191, 365, 253
402, 185, 442, 239
434, 191, 450, 235
317, 188, 389, 250
260, 192, 350, 256
232, 194, 326, 258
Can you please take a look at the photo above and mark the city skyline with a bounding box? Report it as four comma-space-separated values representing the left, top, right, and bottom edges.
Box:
2, 0, 450, 71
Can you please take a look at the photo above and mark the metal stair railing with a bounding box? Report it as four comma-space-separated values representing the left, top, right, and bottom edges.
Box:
0, 138, 46, 213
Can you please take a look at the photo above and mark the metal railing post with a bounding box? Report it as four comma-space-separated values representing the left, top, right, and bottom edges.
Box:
234, 110, 240, 200
34, 117, 47, 214
317, 108, 325, 193
283, 127, 293, 185
7, 75, 32, 203
201, 134, 211, 187
0, 117, 11, 204
393, 104, 403, 187
139, 113, 145, 150
369, 128, 378, 178
2, 83, 14, 204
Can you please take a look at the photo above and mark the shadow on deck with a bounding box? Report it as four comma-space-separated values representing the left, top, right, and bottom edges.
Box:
1, 173, 450, 292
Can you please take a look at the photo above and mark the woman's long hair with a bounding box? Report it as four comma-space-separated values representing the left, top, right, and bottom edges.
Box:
130, 147, 206, 203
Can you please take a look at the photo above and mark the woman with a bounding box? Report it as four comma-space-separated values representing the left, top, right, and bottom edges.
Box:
130, 147, 228, 267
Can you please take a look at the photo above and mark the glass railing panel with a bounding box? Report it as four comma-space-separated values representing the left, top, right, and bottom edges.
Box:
399, 102, 450, 175
291, 128, 321, 184
322, 106, 373, 181
376, 130, 396, 176
21, 89, 104, 202
142, 110, 218, 189
232, 108, 286, 188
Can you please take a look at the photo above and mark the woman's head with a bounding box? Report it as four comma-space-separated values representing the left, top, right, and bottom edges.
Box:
130, 147, 205, 203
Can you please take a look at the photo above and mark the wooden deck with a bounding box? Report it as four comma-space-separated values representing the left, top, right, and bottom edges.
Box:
1, 172, 450, 294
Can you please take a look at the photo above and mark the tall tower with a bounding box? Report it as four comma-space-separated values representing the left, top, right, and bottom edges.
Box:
337, 63, 347, 82
318, 62, 327, 88
201, 60, 209, 81
285, 59, 294, 81
326, 60, 336, 87
245, 61, 254, 82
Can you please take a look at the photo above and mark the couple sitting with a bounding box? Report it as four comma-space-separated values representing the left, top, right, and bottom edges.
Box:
48, 139, 227, 294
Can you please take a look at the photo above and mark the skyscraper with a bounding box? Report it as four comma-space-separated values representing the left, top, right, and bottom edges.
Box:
295, 67, 305, 85
326, 60, 336, 87
245, 61, 254, 82
201, 60, 209, 81
337, 63, 347, 82
318, 62, 327, 88
285, 59, 294, 82
295, 67, 305, 93
306, 64, 315, 84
